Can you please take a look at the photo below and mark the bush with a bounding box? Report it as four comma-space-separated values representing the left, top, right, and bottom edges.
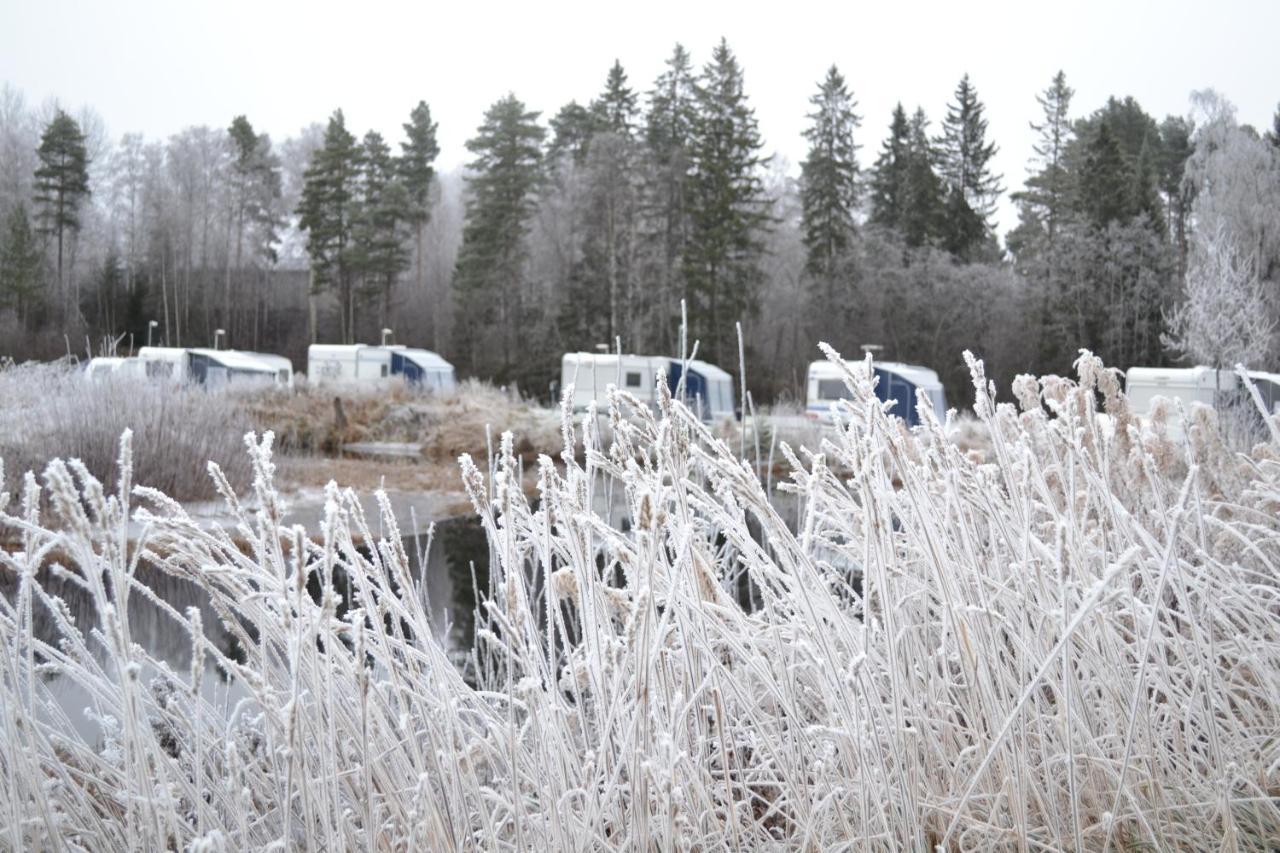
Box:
1, 352, 1278, 849
0, 360, 251, 502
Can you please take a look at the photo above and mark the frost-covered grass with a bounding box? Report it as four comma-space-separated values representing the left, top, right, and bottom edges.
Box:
0, 360, 251, 503
237, 377, 563, 463
1, 350, 1279, 850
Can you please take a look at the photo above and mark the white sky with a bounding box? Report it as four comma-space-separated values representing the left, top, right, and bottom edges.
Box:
2, 0, 1277, 236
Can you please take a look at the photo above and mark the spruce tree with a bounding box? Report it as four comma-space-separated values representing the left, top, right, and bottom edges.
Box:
1268, 104, 1280, 149
399, 101, 440, 299
936, 74, 1002, 257
297, 109, 360, 342
684, 38, 769, 365
639, 43, 698, 352
901, 108, 945, 249
592, 61, 639, 137
452, 94, 545, 381
0, 202, 44, 325
869, 104, 911, 232
570, 62, 641, 347
1076, 119, 1131, 229
800, 65, 861, 281
33, 109, 90, 302
353, 130, 410, 330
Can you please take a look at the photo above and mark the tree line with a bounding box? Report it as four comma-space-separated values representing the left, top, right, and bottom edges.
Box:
2, 43, 1278, 406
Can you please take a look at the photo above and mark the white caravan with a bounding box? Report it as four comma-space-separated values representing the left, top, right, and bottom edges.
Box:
306, 344, 456, 393
806, 359, 948, 427
85, 356, 148, 381
560, 352, 736, 421
1124, 366, 1240, 415
135, 346, 291, 388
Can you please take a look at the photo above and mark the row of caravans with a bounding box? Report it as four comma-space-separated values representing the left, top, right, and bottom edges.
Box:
84, 344, 459, 393
85, 340, 1276, 430
800, 361, 1280, 431
562, 352, 953, 428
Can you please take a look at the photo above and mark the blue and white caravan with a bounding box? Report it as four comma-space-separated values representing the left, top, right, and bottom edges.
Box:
307, 344, 456, 393
560, 352, 735, 422
136, 346, 292, 389
806, 359, 947, 427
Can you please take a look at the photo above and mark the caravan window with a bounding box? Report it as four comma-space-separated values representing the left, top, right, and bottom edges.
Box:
625, 371, 642, 388
381, 364, 389, 378
816, 378, 850, 401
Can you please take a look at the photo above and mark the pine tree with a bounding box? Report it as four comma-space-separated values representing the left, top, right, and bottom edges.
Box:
0, 202, 44, 325
683, 38, 769, 365
869, 104, 911, 232
225, 115, 281, 338
800, 65, 861, 281
33, 109, 90, 303
297, 109, 360, 342
936, 74, 1002, 257
452, 93, 545, 381
353, 130, 411, 330
399, 101, 440, 301
901, 108, 945, 249
549, 102, 597, 165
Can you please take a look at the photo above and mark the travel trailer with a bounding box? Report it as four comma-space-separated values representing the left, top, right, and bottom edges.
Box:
84, 356, 148, 381
306, 344, 456, 393
135, 346, 292, 388
1124, 366, 1240, 415
806, 359, 948, 427
559, 352, 736, 421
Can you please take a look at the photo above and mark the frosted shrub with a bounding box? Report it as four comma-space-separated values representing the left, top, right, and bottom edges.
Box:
0, 360, 252, 501
1, 350, 1278, 850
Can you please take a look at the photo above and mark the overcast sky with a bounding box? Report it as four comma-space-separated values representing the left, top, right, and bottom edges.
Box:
2, 0, 1277, 235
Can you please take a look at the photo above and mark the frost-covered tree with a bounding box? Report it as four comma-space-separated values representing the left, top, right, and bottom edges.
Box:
1164, 225, 1274, 369
1181, 90, 1280, 358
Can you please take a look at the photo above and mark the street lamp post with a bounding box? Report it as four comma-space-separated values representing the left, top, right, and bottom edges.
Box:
214, 329, 226, 351
381, 328, 393, 346
147, 320, 158, 348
